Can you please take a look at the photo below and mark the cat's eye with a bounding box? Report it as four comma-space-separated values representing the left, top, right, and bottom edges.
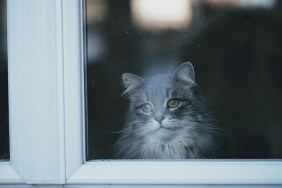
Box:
141, 103, 153, 113
167, 99, 180, 108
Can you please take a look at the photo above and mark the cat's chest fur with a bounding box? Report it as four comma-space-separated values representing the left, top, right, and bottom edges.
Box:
140, 133, 191, 159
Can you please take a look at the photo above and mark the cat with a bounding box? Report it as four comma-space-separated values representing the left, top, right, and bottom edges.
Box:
114, 62, 218, 159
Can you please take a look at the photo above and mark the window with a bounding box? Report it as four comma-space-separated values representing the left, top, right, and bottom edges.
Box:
0, 0, 8, 161
1, 0, 282, 187
86, 0, 282, 160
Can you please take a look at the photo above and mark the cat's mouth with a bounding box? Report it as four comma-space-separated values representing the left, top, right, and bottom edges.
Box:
147, 121, 183, 140
152, 118, 182, 131
160, 120, 181, 129
152, 124, 182, 140
160, 125, 178, 130
159, 123, 182, 131
148, 120, 182, 135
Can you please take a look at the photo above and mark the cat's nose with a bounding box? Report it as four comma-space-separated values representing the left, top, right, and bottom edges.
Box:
155, 116, 165, 124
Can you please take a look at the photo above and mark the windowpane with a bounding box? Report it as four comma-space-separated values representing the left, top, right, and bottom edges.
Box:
85, 0, 282, 160
0, 0, 8, 160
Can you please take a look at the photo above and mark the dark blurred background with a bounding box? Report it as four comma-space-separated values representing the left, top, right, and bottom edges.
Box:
0, 0, 9, 160
86, 0, 282, 160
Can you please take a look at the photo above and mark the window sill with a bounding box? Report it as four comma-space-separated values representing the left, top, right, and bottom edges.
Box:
67, 160, 282, 185
0, 162, 24, 184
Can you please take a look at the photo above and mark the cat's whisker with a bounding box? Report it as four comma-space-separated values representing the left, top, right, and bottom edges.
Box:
198, 101, 232, 118
191, 125, 229, 137
179, 119, 228, 137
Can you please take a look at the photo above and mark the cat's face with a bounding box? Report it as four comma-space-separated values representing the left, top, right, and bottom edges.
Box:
122, 62, 201, 141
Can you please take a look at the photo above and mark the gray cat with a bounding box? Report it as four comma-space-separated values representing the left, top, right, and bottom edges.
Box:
114, 62, 217, 159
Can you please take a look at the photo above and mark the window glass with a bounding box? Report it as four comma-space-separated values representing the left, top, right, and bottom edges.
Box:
85, 0, 282, 160
0, 0, 8, 160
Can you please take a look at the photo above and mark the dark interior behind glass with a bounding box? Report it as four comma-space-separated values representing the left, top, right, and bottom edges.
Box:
0, 0, 9, 160
86, 0, 282, 160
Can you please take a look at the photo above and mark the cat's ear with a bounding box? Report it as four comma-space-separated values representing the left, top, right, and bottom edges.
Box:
122, 73, 144, 95
172, 62, 195, 83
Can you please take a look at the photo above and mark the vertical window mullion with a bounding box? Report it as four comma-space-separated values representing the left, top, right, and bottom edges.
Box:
7, 0, 65, 184
62, 0, 85, 179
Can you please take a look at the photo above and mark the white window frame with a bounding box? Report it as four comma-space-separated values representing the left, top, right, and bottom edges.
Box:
1, 0, 282, 187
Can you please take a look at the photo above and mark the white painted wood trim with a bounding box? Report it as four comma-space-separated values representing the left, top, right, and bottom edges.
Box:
63, 0, 85, 179
7, 0, 66, 184
67, 160, 282, 185
0, 163, 23, 184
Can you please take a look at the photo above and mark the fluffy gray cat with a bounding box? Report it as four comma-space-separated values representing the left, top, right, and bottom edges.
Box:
114, 62, 217, 159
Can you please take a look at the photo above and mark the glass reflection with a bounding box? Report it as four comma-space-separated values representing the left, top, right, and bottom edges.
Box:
86, 0, 282, 160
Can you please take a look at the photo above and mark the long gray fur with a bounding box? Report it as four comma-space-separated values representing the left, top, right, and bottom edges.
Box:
114, 62, 217, 159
